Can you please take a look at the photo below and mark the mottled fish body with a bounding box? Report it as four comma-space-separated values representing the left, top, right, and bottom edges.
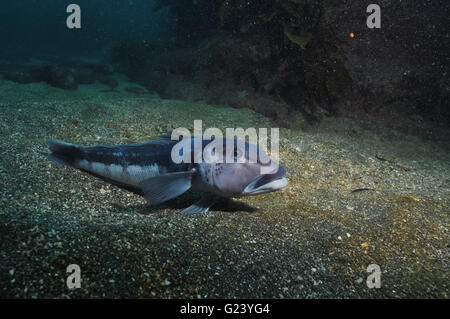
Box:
50, 140, 191, 188
49, 135, 287, 214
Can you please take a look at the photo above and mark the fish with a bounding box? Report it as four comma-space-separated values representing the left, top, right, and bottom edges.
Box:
48, 134, 288, 214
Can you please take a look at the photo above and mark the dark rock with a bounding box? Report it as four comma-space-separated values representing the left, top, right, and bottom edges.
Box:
30, 65, 78, 90
110, 38, 152, 78
125, 87, 148, 94
99, 89, 120, 93
2, 71, 35, 84
87, 63, 114, 76
73, 68, 96, 85
98, 76, 119, 89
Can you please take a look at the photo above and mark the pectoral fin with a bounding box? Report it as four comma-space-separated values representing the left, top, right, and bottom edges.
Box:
180, 193, 219, 215
139, 170, 196, 205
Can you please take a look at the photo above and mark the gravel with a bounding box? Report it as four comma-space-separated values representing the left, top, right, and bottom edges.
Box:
0, 79, 448, 298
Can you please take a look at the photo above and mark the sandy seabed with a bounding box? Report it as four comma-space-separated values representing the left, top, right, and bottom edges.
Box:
0, 79, 448, 298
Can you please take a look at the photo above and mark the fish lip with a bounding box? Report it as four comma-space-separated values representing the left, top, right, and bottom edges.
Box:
243, 175, 288, 195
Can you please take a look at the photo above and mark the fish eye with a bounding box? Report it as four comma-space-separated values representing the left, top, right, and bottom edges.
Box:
234, 148, 244, 160
222, 145, 243, 162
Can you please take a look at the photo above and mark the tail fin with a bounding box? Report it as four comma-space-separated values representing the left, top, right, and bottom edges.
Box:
49, 140, 83, 167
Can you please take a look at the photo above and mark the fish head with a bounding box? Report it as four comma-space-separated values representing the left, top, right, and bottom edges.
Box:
202, 138, 288, 197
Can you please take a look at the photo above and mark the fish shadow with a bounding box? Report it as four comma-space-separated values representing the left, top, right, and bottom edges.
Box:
110, 191, 256, 215
153, 192, 257, 214
163, 193, 257, 214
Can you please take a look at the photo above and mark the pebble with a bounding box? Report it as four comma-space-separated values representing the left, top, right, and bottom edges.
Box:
1, 90, 448, 299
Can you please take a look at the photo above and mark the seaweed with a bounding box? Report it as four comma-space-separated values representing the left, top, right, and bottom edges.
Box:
147, 0, 352, 123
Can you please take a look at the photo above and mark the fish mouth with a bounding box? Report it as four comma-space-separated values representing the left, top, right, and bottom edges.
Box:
243, 166, 288, 195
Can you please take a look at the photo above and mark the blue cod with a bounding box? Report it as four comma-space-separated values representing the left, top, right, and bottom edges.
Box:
49, 135, 287, 214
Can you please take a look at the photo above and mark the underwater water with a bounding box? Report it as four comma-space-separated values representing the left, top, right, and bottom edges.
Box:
0, 0, 448, 300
